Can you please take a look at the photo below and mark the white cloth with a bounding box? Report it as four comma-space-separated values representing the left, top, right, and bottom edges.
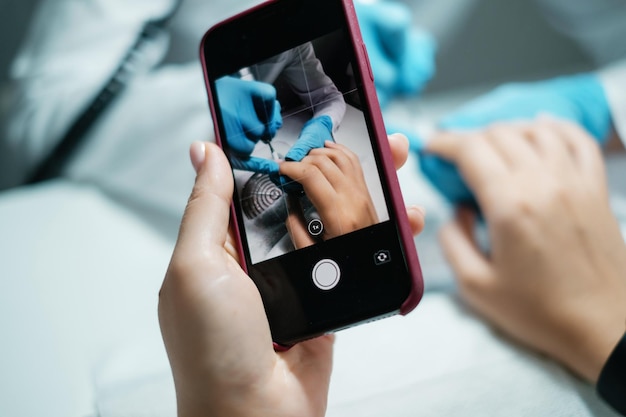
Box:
0, 0, 177, 187
0, 0, 259, 190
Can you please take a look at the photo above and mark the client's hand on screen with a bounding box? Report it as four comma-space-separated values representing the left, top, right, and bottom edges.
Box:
281, 135, 422, 249
281, 141, 378, 247
159, 137, 425, 417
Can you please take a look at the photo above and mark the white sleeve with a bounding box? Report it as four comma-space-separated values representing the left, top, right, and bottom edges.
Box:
599, 58, 626, 147
0, 0, 174, 188
282, 43, 346, 132
298, 43, 346, 131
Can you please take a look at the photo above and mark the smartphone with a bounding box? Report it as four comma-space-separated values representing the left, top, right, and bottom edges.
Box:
200, 0, 423, 346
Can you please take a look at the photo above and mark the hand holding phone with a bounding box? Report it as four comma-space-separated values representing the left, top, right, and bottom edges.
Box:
160, 134, 425, 417
160, 141, 335, 417
201, 0, 423, 345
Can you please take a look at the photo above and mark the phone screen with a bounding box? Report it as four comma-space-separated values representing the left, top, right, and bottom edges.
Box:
217, 33, 390, 264
202, 0, 421, 345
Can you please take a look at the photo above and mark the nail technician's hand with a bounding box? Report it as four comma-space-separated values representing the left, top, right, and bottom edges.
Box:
285, 115, 334, 162
216, 76, 283, 157
428, 119, 626, 383
355, 0, 436, 106
158, 142, 333, 417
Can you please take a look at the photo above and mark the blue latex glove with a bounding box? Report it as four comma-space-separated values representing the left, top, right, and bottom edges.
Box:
285, 115, 334, 162
230, 156, 280, 176
418, 73, 612, 207
216, 76, 283, 173
355, 0, 436, 107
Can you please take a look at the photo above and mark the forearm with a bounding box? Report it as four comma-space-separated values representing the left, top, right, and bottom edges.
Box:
283, 43, 346, 131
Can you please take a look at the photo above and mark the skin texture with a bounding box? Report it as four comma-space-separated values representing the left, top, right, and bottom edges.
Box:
280, 141, 379, 249
427, 118, 626, 383
159, 134, 424, 417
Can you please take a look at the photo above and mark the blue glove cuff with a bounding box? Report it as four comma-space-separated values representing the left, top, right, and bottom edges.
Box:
557, 73, 612, 144
231, 156, 279, 175
285, 115, 334, 162
302, 115, 333, 134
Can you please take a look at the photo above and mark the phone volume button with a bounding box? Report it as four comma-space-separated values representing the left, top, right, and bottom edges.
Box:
361, 43, 375, 82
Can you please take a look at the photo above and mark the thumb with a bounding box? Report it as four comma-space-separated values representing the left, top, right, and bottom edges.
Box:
439, 208, 493, 300
386, 124, 427, 153
176, 141, 234, 254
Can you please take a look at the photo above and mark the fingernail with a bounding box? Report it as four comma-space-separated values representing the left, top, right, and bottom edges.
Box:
409, 205, 426, 217
389, 132, 407, 140
190, 141, 206, 174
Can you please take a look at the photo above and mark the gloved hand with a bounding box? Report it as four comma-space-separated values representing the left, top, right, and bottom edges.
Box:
285, 115, 334, 162
230, 155, 280, 176
355, 0, 436, 107
418, 73, 612, 207
216, 76, 283, 165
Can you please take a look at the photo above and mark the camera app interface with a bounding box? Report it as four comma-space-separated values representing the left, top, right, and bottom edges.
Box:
216, 30, 390, 264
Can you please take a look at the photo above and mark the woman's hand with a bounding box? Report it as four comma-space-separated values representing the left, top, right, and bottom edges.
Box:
159, 142, 334, 417
427, 118, 626, 383
158, 134, 425, 417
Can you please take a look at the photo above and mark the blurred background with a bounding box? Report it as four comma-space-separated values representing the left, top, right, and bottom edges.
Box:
1, 1, 623, 417
0, 0, 592, 96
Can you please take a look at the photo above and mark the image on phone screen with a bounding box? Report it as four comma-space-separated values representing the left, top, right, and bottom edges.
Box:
214, 30, 390, 265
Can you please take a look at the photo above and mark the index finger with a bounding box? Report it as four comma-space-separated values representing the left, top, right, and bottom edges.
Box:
425, 131, 509, 208
280, 160, 335, 214
388, 133, 410, 170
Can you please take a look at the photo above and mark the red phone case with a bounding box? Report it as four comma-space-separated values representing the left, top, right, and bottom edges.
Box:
200, 0, 424, 322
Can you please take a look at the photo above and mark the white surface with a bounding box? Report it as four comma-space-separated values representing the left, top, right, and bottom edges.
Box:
0, 181, 173, 417
328, 294, 618, 417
